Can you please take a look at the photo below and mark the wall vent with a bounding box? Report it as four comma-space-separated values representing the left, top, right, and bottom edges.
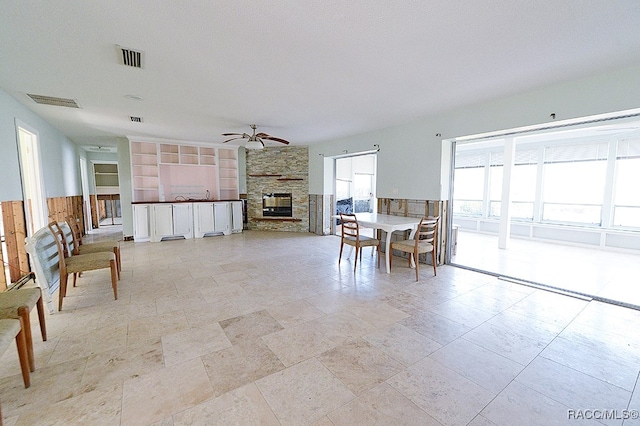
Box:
130, 116, 143, 123
27, 94, 79, 108
117, 45, 144, 68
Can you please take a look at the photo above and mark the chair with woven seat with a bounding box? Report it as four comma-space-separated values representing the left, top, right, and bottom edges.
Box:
338, 213, 380, 272
47, 221, 118, 311
0, 282, 47, 374
66, 216, 121, 278
390, 216, 440, 281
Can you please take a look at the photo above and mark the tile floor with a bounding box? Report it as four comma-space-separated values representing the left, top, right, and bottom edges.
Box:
0, 229, 639, 425
452, 230, 640, 308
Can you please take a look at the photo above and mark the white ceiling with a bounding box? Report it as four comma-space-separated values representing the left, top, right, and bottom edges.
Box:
1, 1, 640, 148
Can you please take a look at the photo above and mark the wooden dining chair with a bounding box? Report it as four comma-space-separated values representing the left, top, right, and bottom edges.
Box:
390, 216, 439, 281
0, 283, 47, 374
339, 213, 380, 272
47, 221, 118, 311
66, 216, 121, 278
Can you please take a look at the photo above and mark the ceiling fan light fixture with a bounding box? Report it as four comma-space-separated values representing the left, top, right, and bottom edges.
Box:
222, 124, 289, 148
245, 140, 264, 150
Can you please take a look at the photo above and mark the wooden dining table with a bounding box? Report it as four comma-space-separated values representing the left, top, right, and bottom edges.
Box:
343, 213, 422, 273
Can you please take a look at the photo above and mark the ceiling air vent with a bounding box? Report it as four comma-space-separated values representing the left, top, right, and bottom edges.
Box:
117, 45, 144, 68
27, 94, 79, 108
130, 116, 143, 123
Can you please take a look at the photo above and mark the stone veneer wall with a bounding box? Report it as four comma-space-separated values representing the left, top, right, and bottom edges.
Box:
246, 146, 309, 232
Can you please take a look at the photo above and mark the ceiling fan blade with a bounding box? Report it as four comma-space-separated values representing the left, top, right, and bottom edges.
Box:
261, 135, 290, 145
222, 132, 248, 137
255, 133, 290, 144
222, 136, 245, 143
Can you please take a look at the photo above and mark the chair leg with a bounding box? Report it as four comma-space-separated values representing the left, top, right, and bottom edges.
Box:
115, 247, 121, 280
17, 307, 34, 372
16, 317, 30, 388
110, 259, 118, 300
36, 295, 47, 341
58, 274, 69, 311
353, 245, 359, 272
73, 272, 78, 287
339, 242, 344, 264
432, 250, 437, 276
377, 245, 380, 268
414, 251, 419, 282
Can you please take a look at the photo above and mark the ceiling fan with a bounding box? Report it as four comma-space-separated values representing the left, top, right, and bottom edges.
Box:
222, 124, 290, 149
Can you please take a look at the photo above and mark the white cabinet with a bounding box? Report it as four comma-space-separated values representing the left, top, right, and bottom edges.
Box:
214, 202, 231, 235
133, 204, 151, 242
231, 201, 243, 233
135, 202, 236, 242
151, 203, 193, 242
173, 204, 193, 235
153, 204, 174, 238
193, 202, 232, 237
194, 202, 215, 238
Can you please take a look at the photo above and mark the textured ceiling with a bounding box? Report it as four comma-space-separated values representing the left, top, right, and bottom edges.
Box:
1, 1, 640, 147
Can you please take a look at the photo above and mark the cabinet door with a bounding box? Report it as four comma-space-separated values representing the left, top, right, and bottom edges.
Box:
172, 203, 193, 235
194, 203, 215, 237
231, 201, 243, 232
213, 202, 230, 234
133, 205, 150, 241
153, 204, 174, 236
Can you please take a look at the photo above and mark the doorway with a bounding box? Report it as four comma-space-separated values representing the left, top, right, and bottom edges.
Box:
450, 114, 640, 308
15, 121, 47, 236
334, 153, 377, 236
93, 163, 122, 226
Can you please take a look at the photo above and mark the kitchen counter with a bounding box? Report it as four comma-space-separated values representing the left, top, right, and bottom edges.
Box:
131, 199, 241, 204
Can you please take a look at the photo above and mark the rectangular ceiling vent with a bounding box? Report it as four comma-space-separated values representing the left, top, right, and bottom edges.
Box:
130, 116, 143, 123
117, 45, 144, 68
27, 94, 79, 108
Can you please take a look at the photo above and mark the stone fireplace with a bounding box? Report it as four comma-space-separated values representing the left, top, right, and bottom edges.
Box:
245, 146, 309, 232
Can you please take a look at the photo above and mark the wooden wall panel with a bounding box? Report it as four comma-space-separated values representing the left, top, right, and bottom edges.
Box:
0, 230, 6, 290
378, 198, 450, 265
90, 195, 98, 229
47, 195, 85, 227
1, 196, 84, 285
1, 201, 29, 283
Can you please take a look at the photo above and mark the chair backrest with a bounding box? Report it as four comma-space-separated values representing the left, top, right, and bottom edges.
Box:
25, 225, 60, 312
416, 216, 440, 248
47, 222, 70, 276
340, 213, 362, 241
65, 216, 83, 254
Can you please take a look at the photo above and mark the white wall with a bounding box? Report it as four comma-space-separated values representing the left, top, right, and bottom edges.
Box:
309, 64, 640, 200
0, 89, 81, 202
117, 138, 134, 237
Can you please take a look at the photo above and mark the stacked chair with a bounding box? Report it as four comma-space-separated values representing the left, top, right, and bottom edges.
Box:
0, 273, 48, 424
47, 221, 119, 311
66, 216, 121, 278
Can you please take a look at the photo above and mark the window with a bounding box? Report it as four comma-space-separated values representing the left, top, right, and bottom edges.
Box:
541, 143, 608, 225
613, 139, 640, 228
453, 152, 485, 215
453, 138, 640, 228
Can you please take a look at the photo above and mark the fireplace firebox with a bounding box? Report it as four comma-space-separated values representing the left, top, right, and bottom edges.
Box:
262, 193, 292, 217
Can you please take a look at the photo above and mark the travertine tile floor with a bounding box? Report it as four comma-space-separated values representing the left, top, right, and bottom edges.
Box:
452, 230, 640, 308
0, 230, 639, 425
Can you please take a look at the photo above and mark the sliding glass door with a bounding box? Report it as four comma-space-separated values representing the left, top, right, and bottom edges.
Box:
451, 122, 640, 308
